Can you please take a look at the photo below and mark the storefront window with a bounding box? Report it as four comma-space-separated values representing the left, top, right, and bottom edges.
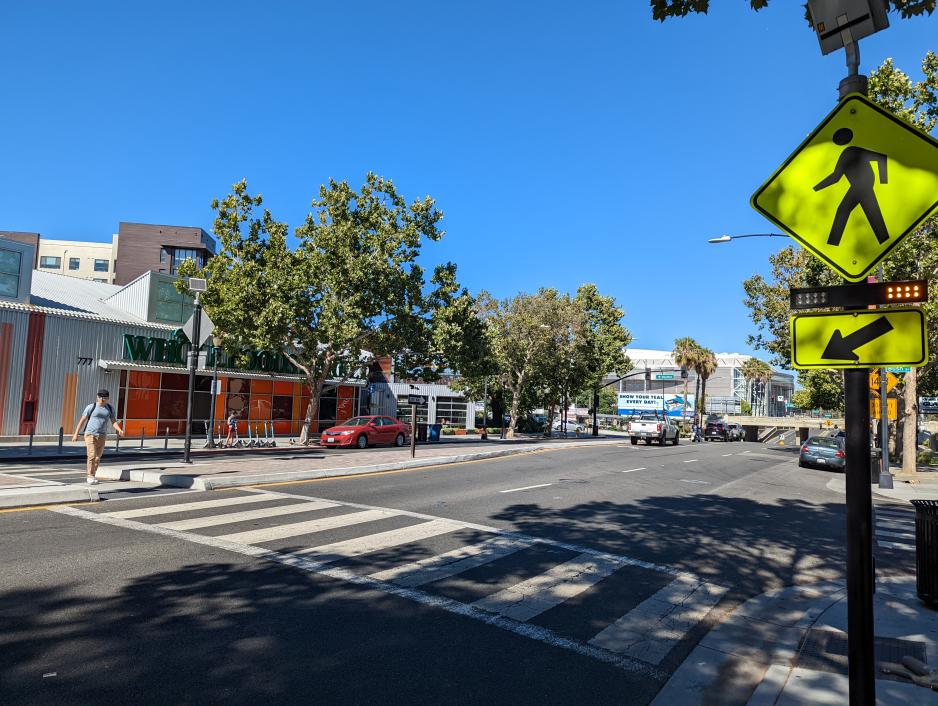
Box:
397, 395, 429, 425
436, 396, 467, 427
0, 248, 21, 298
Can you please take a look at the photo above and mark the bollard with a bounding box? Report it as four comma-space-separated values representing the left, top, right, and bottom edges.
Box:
164, 426, 169, 450
28, 428, 34, 455
58, 426, 64, 454
140, 428, 145, 449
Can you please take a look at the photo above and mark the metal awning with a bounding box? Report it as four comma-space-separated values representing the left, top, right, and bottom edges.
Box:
97, 360, 366, 386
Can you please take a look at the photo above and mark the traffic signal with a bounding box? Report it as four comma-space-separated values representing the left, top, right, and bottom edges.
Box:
680, 367, 688, 379
645, 367, 651, 382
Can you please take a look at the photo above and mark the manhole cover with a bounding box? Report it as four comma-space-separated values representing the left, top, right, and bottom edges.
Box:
797, 628, 927, 682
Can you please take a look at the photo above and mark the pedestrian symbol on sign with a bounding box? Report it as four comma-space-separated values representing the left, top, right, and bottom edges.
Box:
813, 128, 888, 247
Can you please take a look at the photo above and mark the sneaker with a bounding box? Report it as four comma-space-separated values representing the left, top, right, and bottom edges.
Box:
86, 477, 99, 485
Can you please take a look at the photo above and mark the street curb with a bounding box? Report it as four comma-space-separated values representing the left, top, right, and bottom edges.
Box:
94, 440, 621, 490
0, 484, 100, 509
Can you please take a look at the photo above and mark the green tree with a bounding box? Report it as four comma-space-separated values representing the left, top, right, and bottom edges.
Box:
740, 357, 774, 415
179, 173, 450, 444
672, 336, 703, 421
649, 1, 934, 22
695, 348, 718, 423
794, 370, 844, 412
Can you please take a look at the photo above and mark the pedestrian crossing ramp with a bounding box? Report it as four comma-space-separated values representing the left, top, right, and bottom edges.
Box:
57, 490, 731, 677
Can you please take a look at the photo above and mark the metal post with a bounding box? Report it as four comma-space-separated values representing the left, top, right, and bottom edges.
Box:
58, 426, 64, 454
164, 427, 169, 450
139, 428, 144, 449
410, 403, 417, 458
845, 368, 875, 706
207, 349, 219, 448
875, 266, 893, 489
481, 377, 488, 440
592, 386, 599, 437
183, 295, 202, 463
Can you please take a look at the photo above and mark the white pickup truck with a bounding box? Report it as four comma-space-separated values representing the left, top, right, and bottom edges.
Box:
628, 414, 679, 446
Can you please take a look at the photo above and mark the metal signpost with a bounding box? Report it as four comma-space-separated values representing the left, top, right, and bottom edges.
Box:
182, 279, 211, 464
407, 393, 426, 459
750, 5, 938, 701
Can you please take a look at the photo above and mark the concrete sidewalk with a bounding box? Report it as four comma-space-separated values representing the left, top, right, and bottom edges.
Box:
654, 576, 938, 705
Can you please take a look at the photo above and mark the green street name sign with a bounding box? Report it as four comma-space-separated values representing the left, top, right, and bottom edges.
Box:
655, 374, 675, 380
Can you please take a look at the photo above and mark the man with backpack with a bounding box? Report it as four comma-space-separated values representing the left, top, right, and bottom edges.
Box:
72, 389, 124, 484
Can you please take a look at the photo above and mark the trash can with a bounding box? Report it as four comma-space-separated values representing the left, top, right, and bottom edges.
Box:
417, 423, 428, 443
870, 448, 882, 484
911, 500, 938, 606
428, 424, 441, 442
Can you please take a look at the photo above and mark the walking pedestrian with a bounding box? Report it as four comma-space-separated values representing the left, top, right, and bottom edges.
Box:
72, 389, 124, 485
225, 411, 239, 447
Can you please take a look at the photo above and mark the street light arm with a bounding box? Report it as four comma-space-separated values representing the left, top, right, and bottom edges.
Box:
707, 233, 786, 244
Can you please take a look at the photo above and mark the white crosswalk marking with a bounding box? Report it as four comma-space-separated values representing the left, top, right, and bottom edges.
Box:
158, 499, 339, 531
218, 508, 396, 544
294, 519, 463, 563
874, 506, 915, 552
472, 554, 626, 622
588, 575, 728, 664
877, 540, 915, 551
104, 494, 281, 519
876, 529, 914, 540
370, 537, 528, 587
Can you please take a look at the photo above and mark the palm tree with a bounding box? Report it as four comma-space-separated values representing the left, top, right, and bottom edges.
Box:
672, 337, 701, 424
695, 348, 718, 425
740, 357, 773, 415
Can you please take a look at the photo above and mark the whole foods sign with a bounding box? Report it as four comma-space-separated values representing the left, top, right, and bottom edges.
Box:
617, 393, 695, 419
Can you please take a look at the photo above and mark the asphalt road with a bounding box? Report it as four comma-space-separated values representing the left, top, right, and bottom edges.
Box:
0, 440, 914, 705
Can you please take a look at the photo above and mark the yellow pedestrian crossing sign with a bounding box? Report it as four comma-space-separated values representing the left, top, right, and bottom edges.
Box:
752, 93, 938, 281
790, 308, 927, 369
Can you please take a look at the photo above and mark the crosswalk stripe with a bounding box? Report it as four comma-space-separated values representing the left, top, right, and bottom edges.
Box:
294, 519, 463, 563
876, 518, 913, 530
876, 529, 915, 540
370, 538, 528, 587
472, 554, 626, 622
877, 540, 915, 551
9, 470, 84, 477
876, 511, 914, 522
588, 575, 728, 664
218, 508, 396, 544
104, 494, 282, 519
158, 499, 339, 531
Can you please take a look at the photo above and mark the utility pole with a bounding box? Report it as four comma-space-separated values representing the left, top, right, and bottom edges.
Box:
183, 293, 202, 464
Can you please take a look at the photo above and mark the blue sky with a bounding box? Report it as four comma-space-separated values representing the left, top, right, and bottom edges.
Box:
1, 2, 934, 360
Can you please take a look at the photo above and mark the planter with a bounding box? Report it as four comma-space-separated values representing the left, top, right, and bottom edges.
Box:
455, 429, 468, 436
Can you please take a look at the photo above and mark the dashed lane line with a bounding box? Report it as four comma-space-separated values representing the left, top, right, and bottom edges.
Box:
621, 467, 647, 473
499, 483, 553, 494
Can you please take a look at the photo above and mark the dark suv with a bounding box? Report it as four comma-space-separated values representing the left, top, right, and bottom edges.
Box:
705, 421, 731, 442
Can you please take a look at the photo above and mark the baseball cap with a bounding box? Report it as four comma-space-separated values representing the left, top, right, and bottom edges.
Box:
97, 389, 110, 398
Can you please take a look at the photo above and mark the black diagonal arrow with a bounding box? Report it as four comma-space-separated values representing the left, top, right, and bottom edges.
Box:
822, 316, 894, 360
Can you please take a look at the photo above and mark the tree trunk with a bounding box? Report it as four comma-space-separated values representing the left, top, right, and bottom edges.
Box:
902, 367, 918, 475
298, 374, 326, 445
700, 377, 708, 423
694, 375, 701, 426
681, 377, 689, 423
507, 389, 521, 439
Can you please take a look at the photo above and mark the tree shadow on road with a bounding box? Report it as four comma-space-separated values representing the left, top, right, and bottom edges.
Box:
491, 493, 849, 600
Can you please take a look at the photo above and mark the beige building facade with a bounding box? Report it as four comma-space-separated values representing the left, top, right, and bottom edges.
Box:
35, 237, 118, 284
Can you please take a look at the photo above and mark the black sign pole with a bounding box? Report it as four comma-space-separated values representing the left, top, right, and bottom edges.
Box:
844, 367, 875, 705
183, 296, 202, 464
410, 403, 417, 459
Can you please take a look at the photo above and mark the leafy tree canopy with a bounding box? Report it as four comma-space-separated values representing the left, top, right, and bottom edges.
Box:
650, 0, 935, 23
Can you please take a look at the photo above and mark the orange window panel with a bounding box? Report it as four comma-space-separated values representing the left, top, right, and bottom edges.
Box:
126, 388, 159, 419
273, 380, 294, 395
250, 379, 273, 394
272, 420, 292, 436
249, 396, 272, 419
124, 420, 158, 438
338, 385, 355, 399
336, 398, 354, 422
129, 370, 161, 389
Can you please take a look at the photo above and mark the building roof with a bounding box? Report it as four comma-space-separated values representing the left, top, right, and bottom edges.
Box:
624, 348, 794, 381
0, 270, 175, 329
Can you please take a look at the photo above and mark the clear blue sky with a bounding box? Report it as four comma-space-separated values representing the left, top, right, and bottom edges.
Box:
1, 2, 934, 359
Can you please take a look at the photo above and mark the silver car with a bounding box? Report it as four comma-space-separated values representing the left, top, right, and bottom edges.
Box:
799, 435, 845, 471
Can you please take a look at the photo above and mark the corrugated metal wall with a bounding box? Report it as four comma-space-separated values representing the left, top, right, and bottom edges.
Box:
36, 316, 159, 435
0, 309, 29, 435
101, 274, 151, 321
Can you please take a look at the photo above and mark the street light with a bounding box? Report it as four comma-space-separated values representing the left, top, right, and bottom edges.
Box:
707, 233, 786, 244
205, 334, 223, 448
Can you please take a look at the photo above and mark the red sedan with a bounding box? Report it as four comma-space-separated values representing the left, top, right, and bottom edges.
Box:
320, 416, 410, 449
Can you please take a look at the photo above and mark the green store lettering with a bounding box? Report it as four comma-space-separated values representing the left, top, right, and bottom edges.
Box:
122, 333, 366, 378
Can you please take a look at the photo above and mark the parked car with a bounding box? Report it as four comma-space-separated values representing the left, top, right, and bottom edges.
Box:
704, 421, 732, 442
552, 419, 585, 434
727, 423, 744, 441
320, 415, 410, 449
799, 435, 846, 471
628, 415, 679, 445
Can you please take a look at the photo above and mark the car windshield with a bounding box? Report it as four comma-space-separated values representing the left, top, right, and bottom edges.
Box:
339, 417, 372, 427
807, 437, 841, 448
638, 415, 660, 421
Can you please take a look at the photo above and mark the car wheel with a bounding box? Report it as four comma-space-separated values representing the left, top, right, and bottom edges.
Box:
798, 459, 807, 468
630, 438, 637, 445
672, 434, 679, 446
356, 435, 368, 449
395, 433, 404, 447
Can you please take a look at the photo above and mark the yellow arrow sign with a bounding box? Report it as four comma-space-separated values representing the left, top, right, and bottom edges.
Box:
869, 371, 900, 394
752, 93, 938, 281
790, 308, 927, 369
871, 398, 898, 421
